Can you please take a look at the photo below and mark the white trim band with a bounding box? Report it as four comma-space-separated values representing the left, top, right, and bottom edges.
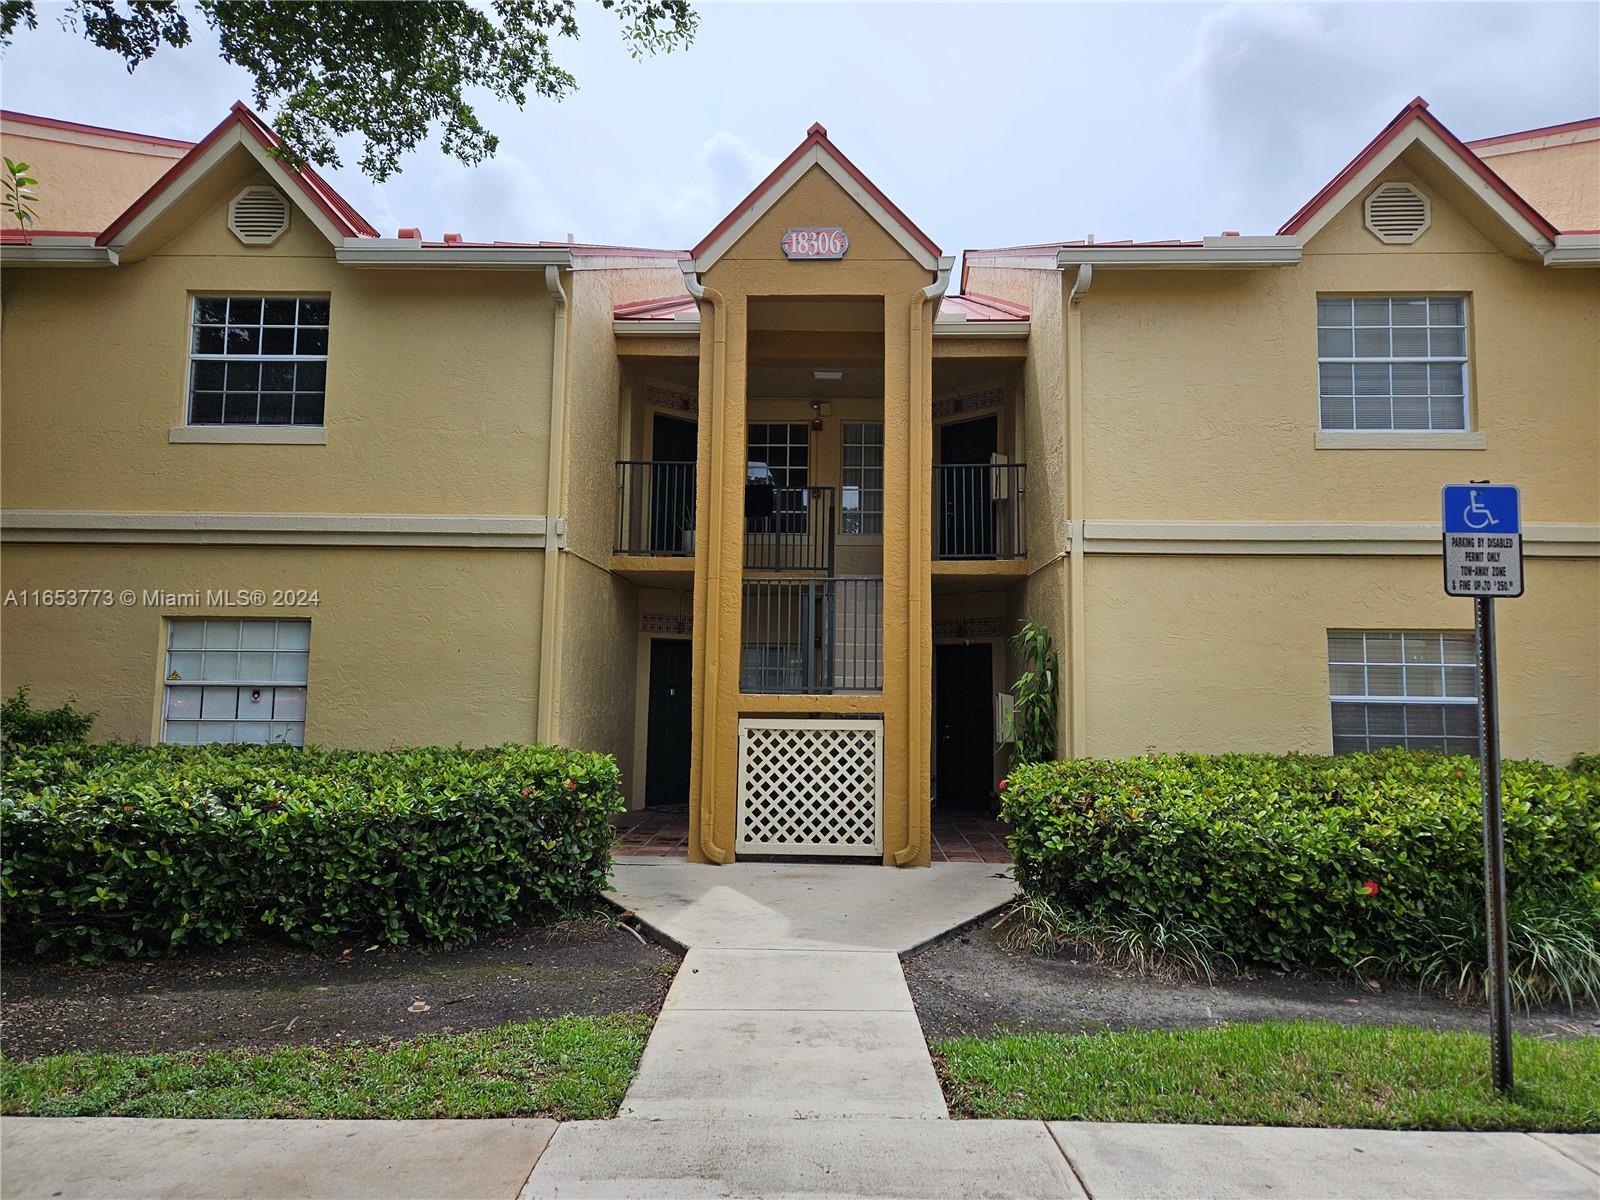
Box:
169, 426, 327, 445
2, 510, 565, 549
1071, 520, 1598, 557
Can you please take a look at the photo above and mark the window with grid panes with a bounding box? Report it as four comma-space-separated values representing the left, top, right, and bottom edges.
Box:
1327, 631, 1478, 755
841, 422, 884, 534
747, 422, 810, 533
188, 297, 328, 426
162, 618, 309, 745
1317, 296, 1467, 432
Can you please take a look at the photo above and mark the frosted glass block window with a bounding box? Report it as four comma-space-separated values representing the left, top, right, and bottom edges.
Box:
1317, 296, 1468, 432
1328, 630, 1477, 756
163, 618, 309, 746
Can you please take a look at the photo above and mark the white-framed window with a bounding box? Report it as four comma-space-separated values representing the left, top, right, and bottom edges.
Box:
188, 296, 328, 426
163, 618, 310, 746
1327, 630, 1478, 756
841, 422, 884, 535
1317, 296, 1468, 432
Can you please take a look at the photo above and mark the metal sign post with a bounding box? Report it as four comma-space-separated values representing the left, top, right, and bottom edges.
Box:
1442, 483, 1522, 1094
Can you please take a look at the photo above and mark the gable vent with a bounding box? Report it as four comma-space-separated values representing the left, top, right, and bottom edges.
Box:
228, 187, 290, 246
1364, 182, 1430, 245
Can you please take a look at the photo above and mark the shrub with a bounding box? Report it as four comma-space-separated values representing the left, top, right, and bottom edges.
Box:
1001, 752, 1600, 1005
1, 742, 623, 962
1, 687, 94, 751
1572, 753, 1600, 778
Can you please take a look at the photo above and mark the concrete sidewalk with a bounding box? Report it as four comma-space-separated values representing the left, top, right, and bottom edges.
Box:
5, 1116, 1594, 1199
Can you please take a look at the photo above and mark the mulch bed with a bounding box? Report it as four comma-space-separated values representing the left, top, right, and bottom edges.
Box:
1, 917, 679, 1060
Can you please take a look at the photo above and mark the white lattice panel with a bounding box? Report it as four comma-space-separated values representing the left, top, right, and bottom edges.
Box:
736, 718, 883, 856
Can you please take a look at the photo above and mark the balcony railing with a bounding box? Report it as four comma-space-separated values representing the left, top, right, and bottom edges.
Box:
744, 485, 836, 572
615, 460, 695, 556
741, 575, 882, 694
933, 463, 1027, 560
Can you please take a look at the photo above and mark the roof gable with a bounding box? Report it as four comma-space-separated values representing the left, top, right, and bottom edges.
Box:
689, 123, 940, 273
1279, 98, 1559, 253
98, 102, 377, 253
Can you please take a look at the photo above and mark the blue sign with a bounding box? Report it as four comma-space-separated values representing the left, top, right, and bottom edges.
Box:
1442, 484, 1523, 598
1443, 485, 1520, 535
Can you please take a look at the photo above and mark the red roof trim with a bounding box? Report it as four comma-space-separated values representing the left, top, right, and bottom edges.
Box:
1277, 97, 1559, 242
537, 240, 688, 258
614, 293, 697, 320
97, 101, 378, 247
0, 109, 193, 150
0, 228, 101, 242
1467, 115, 1600, 150
690, 122, 940, 262
941, 292, 1029, 321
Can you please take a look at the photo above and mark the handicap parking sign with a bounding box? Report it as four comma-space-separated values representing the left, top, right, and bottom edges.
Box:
1442, 484, 1522, 597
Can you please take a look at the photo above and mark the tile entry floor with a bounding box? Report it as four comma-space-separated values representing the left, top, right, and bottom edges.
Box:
613, 808, 1011, 864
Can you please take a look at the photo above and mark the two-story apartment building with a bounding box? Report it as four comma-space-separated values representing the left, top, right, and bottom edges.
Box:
3, 99, 1596, 866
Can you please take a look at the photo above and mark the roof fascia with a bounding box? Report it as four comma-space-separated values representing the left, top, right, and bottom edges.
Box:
1545, 232, 1600, 267
690, 144, 939, 274
1054, 237, 1300, 269
336, 239, 573, 269
0, 238, 119, 266
104, 125, 348, 253
615, 318, 700, 337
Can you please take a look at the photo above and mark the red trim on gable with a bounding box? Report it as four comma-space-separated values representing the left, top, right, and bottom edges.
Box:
97, 101, 379, 247
1277, 97, 1559, 242
690, 124, 940, 263
1, 228, 101, 243
1467, 115, 1600, 150
0, 109, 193, 150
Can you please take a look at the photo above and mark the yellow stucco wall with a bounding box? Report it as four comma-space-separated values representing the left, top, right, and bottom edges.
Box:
0, 126, 184, 233
1, 168, 556, 516
689, 163, 938, 864
1476, 137, 1600, 232
1078, 165, 1599, 523
1084, 555, 1599, 763
0, 544, 542, 747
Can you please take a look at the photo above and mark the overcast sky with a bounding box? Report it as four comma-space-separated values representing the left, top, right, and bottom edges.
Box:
3, 2, 1597, 258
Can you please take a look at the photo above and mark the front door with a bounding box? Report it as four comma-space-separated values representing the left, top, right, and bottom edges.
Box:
938, 416, 997, 557
645, 638, 693, 807
650, 415, 697, 554
935, 642, 994, 812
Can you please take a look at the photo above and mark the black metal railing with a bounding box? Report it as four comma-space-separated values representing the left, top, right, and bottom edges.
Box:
933, 463, 1027, 560
744, 485, 836, 572
615, 460, 696, 556
740, 575, 882, 694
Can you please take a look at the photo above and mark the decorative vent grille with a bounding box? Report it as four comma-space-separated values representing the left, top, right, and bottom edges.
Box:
228, 187, 290, 246
736, 717, 883, 856
1364, 182, 1430, 244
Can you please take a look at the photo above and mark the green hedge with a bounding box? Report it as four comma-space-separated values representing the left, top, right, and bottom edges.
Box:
1, 741, 623, 961
1001, 752, 1600, 975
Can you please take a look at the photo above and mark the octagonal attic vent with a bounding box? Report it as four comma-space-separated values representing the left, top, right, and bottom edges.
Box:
228, 186, 290, 246
1364, 182, 1430, 245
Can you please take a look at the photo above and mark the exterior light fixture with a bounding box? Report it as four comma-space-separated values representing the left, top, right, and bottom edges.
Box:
812, 369, 843, 381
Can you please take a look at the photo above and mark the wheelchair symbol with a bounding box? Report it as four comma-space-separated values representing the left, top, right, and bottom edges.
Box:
1462, 490, 1499, 531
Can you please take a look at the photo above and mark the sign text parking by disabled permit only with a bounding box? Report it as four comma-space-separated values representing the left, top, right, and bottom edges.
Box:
1442, 484, 1522, 598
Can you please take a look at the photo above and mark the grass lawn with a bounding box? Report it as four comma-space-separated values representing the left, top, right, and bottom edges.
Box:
935, 1021, 1600, 1131
0, 1014, 649, 1120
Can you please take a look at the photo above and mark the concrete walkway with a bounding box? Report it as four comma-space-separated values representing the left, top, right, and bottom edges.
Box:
7, 1116, 1593, 1199
599, 861, 1015, 1125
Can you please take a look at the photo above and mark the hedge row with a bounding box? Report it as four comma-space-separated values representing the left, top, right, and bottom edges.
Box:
1, 740, 623, 961
1000, 752, 1600, 974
